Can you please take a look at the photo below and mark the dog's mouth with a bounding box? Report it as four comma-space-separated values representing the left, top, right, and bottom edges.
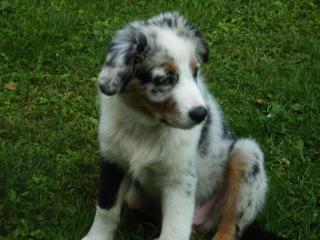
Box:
159, 117, 197, 130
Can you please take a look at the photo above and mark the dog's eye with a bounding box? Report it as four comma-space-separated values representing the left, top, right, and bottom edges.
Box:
154, 76, 163, 86
154, 75, 178, 86
164, 75, 177, 85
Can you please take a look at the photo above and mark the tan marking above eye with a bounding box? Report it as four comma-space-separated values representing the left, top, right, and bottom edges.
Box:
163, 61, 177, 74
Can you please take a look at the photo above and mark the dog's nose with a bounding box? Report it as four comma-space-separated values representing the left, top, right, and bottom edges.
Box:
189, 106, 207, 123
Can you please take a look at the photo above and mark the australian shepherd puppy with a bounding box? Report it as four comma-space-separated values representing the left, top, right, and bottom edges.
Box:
82, 12, 267, 240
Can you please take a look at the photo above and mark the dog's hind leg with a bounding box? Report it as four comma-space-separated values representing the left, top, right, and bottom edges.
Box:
212, 139, 267, 240
82, 157, 130, 240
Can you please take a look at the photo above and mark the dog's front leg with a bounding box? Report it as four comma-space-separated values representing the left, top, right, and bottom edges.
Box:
157, 172, 197, 240
82, 157, 129, 240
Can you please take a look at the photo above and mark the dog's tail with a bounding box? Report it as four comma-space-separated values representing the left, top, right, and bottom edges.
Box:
241, 223, 289, 240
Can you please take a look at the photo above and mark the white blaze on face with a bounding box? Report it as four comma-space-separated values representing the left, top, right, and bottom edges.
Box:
173, 71, 206, 114
156, 29, 206, 123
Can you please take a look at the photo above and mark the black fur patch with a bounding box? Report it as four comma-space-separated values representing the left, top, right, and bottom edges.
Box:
118, 71, 133, 92
98, 157, 125, 209
241, 223, 288, 240
132, 180, 144, 194
135, 68, 152, 83
222, 121, 236, 140
148, 12, 178, 28
193, 67, 198, 79
228, 139, 237, 154
250, 163, 260, 177
254, 152, 261, 161
192, 28, 209, 63
198, 108, 211, 156
104, 54, 116, 67
236, 224, 241, 238
164, 17, 173, 27
245, 162, 260, 183
124, 32, 148, 65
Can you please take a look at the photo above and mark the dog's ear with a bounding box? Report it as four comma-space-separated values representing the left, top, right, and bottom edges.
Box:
179, 14, 209, 64
192, 29, 209, 64
98, 26, 148, 96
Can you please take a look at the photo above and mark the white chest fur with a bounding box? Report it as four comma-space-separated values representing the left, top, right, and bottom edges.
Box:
98, 95, 202, 180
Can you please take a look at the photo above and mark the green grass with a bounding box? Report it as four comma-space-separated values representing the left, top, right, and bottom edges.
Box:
0, 0, 319, 239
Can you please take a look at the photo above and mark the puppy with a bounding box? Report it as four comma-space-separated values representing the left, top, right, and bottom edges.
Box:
82, 12, 267, 240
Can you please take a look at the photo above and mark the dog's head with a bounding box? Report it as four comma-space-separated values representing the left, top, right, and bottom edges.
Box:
99, 12, 209, 129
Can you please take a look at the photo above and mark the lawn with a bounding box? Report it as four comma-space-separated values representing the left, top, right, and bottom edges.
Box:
0, 0, 319, 239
